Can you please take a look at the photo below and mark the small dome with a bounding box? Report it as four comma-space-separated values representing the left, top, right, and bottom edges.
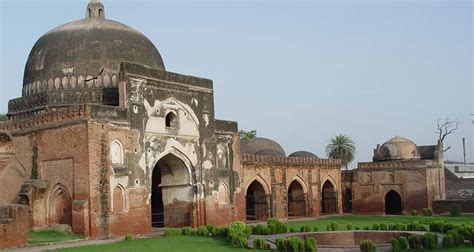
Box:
375, 136, 420, 161
241, 137, 286, 156
23, 1, 164, 95
289, 151, 319, 159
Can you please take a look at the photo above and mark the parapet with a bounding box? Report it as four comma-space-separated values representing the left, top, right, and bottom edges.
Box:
120, 62, 213, 90
241, 154, 340, 168
215, 119, 238, 133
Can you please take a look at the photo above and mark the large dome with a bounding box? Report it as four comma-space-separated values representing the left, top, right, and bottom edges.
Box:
375, 136, 420, 161
22, 1, 164, 96
241, 137, 286, 156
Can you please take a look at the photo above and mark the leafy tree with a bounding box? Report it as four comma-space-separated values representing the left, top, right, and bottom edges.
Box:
326, 134, 355, 170
0, 114, 7, 121
239, 130, 256, 143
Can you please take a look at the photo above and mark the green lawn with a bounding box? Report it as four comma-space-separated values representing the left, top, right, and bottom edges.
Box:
406, 246, 474, 252
47, 215, 474, 251
54, 236, 260, 252
285, 215, 474, 231
29, 229, 83, 245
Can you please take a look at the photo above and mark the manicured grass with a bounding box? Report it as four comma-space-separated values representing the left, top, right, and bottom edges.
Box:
29, 229, 83, 245
285, 215, 474, 231
406, 245, 474, 252
55, 236, 260, 252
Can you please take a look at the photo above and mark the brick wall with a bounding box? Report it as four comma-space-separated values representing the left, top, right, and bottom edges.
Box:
0, 204, 29, 249
432, 199, 474, 214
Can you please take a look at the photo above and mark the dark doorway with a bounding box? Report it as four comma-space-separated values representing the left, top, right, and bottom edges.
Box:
344, 188, 352, 213
385, 190, 402, 215
322, 180, 337, 214
151, 165, 164, 227
151, 153, 193, 228
246, 181, 269, 221
288, 180, 306, 217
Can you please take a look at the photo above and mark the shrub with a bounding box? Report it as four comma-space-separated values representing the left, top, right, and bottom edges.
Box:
395, 223, 405, 231
360, 240, 376, 252
267, 218, 288, 234
419, 217, 431, 225
330, 222, 339, 231
253, 237, 269, 250
411, 209, 418, 216
429, 221, 443, 233
181, 226, 193, 236
422, 233, 437, 250
355, 226, 361, 230
196, 226, 209, 236
289, 227, 297, 233
401, 211, 407, 216
408, 235, 422, 249
379, 223, 388, 230
347, 224, 353, 230
363, 225, 370, 230
312, 226, 319, 232
236, 236, 248, 248
422, 208, 433, 216
289, 237, 301, 252
398, 236, 408, 250
254, 224, 265, 235
390, 238, 400, 252
300, 225, 311, 232
443, 234, 455, 248
164, 228, 181, 237
442, 223, 457, 233
305, 237, 317, 252
275, 237, 285, 251
388, 223, 395, 230
326, 224, 332, 231
229, 221, 249, 237
446, 229, 464, 246
205, 224, 217, 235
124, 234, 133, 241
372, 224, 379, 230
450, 205, 461, 217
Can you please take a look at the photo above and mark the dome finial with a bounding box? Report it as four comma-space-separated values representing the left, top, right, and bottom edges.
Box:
86, 0, 105, 19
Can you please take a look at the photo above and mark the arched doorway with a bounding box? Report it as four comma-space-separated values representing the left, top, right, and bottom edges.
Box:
50, 185, 72, 227
288, 180, 306, 217
151, 153, 194, 228
322, 180, 337, 214
385, 190, 402, 215
246, 180, 269, 221
344, 188, 352, 213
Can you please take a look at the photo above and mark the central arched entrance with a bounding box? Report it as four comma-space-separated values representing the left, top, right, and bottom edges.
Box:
246, 180, 269, 221
385, 190, 402, 215
288, 180, 306, 217
151, 152, 194, 228
322, 180, 337, 214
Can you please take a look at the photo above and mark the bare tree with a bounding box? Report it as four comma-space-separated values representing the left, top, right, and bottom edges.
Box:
435, 118, 459, 152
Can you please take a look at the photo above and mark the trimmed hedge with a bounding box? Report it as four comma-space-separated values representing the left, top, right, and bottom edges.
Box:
421, 233, 437, 250
443, 234, 455, 248
408, 235, 422, 249
390, 238, 400, 252
253, 237, 269, 250
360, 240, 376, 252
164, 228, 181, 237
398, 236, 408, 250
422, 208, 433, 216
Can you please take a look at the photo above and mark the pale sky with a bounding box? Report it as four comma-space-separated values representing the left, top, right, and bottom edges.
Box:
1, 0, 472, 167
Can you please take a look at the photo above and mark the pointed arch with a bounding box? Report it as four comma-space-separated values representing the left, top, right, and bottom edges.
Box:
246, 175, 270, 221
110, 139, 124, 165
152, 147, 195, 185
48, 183, 72, 226
112, 184, 126, 213
245, 174, 271, 196
321, 179, 337, 214
384, 189, 403, 215
218, 181, 230, 206
288, 175, 308, 194
288, 178, 307, 217
321, 176, 337, 192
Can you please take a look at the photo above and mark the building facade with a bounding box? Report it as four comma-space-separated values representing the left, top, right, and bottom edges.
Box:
342, 136, 446, 215
0, 1, 342, 246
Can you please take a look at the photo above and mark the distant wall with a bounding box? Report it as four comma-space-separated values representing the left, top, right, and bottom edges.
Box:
433, 199, 474, 214
0, 204, 29, 249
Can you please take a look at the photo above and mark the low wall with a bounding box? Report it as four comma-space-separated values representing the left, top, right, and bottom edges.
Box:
433, 199, 474, 214
0, 204, 29, 249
